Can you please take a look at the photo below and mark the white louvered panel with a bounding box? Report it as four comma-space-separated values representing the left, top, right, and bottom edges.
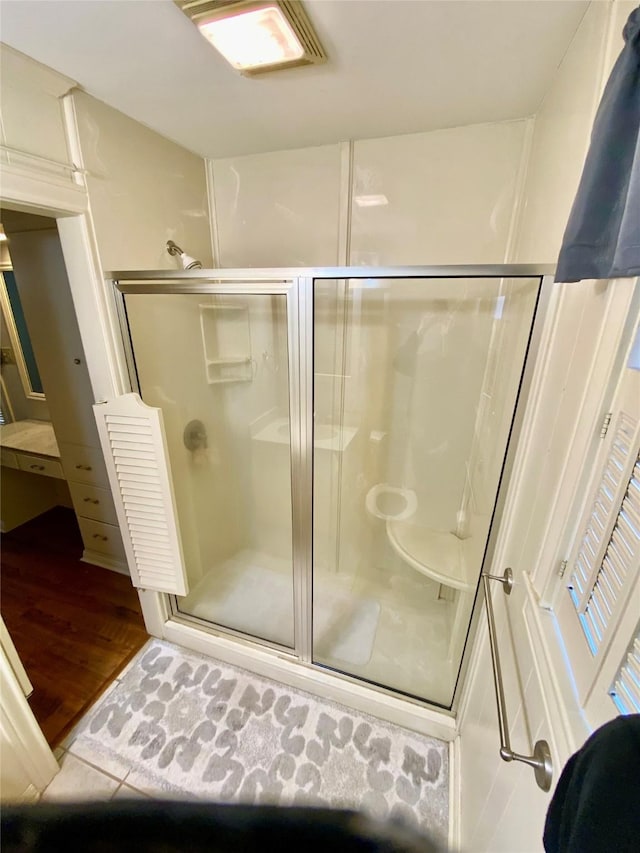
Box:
579, 455, 640, 655
610, 631, 640, 715
93, 393, 189, 596
570, 412, 639, 611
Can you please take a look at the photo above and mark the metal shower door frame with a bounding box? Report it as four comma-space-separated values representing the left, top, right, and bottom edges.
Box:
109, 265, 554, 713
111, 273, 312, 660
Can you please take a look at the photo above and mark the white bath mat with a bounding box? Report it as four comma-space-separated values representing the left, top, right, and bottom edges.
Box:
67, 639, 449, 841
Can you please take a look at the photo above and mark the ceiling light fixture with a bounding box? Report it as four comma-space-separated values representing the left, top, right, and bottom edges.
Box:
176, 0, 326, 75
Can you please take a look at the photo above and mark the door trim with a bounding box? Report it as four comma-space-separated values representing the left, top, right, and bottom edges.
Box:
1, 626, 58, 799
0, 152, 129, 794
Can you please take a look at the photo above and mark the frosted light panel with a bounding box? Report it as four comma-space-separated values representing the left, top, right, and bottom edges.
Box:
198, 7, 304, 70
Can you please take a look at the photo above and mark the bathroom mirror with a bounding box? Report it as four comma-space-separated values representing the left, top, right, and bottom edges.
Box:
0, 267, 45, 400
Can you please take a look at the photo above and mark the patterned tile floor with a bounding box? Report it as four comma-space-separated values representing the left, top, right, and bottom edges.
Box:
43, 639, 449, 844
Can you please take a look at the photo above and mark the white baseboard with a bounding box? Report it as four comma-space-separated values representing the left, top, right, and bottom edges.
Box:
81, 550, 129, 576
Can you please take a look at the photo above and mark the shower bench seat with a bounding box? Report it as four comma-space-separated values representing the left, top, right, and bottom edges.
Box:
386, 518, 478, 593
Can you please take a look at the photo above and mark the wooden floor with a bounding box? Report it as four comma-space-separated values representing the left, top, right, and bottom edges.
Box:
1, 507, 148, 747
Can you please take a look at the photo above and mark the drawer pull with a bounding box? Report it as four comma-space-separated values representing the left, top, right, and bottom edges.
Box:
92, 533, 108, 542
30, 464, 46, 471
83, 497, 100, 504
76, 464, 93, 471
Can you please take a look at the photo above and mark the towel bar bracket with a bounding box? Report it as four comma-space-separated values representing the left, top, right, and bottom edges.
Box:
484, 567, 513, 594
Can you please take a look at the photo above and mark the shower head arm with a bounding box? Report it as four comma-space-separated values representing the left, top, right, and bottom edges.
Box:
166, 240, 183, 257
166, 240, 203, 270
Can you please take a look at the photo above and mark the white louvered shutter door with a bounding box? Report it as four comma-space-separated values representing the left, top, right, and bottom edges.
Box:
93, 393, 189, 596
610, 627, 640, 714
568, 368, 640, 661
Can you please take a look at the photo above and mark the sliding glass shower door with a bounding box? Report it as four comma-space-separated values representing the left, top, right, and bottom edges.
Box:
122, 287, 297, 648
312, 276, 540, 707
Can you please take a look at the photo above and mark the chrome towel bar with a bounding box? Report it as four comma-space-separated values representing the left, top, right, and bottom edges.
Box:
482, 568, 553, 792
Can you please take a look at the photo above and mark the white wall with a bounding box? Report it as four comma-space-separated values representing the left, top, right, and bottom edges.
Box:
72, 91, 213, 272
458, 3, 636, 850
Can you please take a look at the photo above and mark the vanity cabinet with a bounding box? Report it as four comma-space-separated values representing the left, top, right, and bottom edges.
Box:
61, 442, 124, 568
0, 420, 65, 531
4, 226, 127, 574
15, 452, 64, 479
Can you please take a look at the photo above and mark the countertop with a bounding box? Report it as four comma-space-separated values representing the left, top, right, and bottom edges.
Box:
0, 419, 60, 458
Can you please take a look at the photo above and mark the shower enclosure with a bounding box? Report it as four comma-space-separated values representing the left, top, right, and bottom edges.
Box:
110, 267, 548, 710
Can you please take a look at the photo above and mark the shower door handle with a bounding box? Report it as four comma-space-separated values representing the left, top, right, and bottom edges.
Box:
481, 569, 553, 792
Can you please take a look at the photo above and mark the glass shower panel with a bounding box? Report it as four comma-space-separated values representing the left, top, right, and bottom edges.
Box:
312, 277, 540, 706
123, 291, 295, 647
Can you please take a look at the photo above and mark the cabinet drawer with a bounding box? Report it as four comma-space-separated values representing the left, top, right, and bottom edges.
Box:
16, 453, 64, 479
78, 517, 126, 561
0, 448, 19, 470
69, 482, 118, 526
59, 443, 108, 487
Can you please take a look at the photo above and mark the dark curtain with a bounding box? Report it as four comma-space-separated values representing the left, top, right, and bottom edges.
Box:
555, 6, 640, 283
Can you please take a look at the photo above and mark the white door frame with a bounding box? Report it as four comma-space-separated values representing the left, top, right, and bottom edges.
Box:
0, 162, 133, 796
1, 628, 59, 801
1, 167, 129, 403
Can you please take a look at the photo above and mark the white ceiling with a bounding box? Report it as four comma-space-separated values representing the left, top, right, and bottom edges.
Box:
0, 0, 590, 159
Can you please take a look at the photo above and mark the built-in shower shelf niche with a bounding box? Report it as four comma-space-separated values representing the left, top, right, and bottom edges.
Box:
199, 303, 252, 385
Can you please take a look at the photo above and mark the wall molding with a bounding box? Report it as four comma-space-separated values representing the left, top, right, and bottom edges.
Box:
0, 162, 87, 215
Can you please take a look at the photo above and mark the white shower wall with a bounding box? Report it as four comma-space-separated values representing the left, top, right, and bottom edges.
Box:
350, 121, 527, 266
207, 118, 531, 587
211, 144, 343, 267
208, 118, 529, 268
